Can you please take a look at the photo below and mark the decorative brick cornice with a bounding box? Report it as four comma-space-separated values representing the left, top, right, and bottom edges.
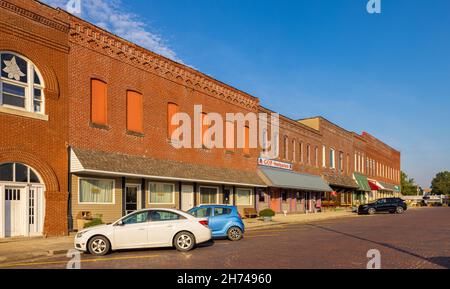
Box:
68, 17, 260, 111
0, 0, 69, 33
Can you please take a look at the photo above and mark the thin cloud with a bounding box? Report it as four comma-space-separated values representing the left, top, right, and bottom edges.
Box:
41, 0, 182, 63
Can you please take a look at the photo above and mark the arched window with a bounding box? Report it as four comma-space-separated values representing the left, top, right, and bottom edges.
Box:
0, 163, 42, 184
0, 52, 45, 114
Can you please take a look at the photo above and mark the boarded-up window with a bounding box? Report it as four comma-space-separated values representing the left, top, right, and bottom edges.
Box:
127, 91, 143, 133
91, 79, 108, 125
167, 103, 179, 139
244, 126, 250, 155
202, 112, 208, 146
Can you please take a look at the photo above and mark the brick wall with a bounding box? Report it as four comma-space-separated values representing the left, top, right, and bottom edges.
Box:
67, 15, 261, 174
0, 0, 70, 236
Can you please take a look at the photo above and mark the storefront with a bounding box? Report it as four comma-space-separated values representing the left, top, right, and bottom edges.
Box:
69, 148, 266, 230
321, 173, 359, 209
368, 179, 399, 200
353, 173, 372, 205
257, 166, 332, 214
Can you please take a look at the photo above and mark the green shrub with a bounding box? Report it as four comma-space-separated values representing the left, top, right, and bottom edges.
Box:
84, 218, 104, 228
259, 208, 275, 217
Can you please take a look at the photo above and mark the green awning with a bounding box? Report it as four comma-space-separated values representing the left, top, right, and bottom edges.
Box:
353, 173, 371, 192
258, 167, 332, 192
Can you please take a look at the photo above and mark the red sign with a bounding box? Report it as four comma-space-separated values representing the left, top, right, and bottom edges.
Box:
258, 158, 293, 171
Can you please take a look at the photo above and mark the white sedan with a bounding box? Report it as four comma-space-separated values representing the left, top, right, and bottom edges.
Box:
74, 208, 212, 256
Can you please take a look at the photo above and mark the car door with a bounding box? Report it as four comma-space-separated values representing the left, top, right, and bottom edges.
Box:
376, 199, 388, 212
209, 207, 231, 236
147, 210, 186, 247
113, 211, 150, 249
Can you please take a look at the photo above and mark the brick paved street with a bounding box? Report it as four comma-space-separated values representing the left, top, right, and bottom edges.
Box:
1, 208, 449, 269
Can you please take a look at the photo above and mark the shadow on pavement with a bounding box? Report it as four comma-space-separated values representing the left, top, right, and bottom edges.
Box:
308, 224, 447, 269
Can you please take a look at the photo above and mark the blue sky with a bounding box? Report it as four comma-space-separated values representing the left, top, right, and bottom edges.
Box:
43, 0, 450, 187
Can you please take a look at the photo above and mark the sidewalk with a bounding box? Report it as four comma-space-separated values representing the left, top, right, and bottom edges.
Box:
244, 210, 357, 230
0, 234, 75, 264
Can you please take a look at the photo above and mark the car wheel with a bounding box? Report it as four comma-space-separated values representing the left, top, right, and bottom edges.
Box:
174, 232, 196, 252
227, 227, 243, 241
368, 208, 376, 215
396, 206, 404, 214
88, 236, 110, 256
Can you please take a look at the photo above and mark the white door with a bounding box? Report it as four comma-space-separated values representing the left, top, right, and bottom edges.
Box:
181, 185, 194, 211
5, 187, 24, 237
113, 211, 150, 249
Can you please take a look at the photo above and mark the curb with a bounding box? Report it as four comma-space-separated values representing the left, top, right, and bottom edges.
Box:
0, 249, 70, 265
245, 213, 358, 231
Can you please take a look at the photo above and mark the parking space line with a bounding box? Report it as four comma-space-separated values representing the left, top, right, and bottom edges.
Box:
245, 234, 279, 238
0, 253, 161, 268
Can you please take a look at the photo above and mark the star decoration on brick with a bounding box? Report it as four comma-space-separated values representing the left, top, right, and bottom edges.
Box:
2, 56, 25, 81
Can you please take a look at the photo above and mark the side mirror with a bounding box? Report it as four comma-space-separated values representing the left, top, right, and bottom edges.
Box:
116, 220, 124, 226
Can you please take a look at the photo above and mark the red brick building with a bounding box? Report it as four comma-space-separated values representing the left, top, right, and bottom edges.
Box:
66, 11, 265, 230
0, 0, 401, 237
0, 0, 70, 237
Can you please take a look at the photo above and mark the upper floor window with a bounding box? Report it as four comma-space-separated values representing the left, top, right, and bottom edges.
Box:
127, 91, 143, 133
299, 142, 304, 163
338, 151, 344, 172
283, 136, 288, 160
306, 144, 311, 164
315, 146, 319, 167
322, 145, 327, 167
330, 148, 336, 169
292, 139, 296, 162
0, 52, 45, 114
244, 125, 250, 155
91, 79, 108, 126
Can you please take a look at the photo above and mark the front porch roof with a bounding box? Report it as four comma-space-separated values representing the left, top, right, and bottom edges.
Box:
258, 167, 333, 192
70, 148, 266, 187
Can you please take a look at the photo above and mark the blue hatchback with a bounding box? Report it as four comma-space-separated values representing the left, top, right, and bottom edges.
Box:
187, 205, 245, 241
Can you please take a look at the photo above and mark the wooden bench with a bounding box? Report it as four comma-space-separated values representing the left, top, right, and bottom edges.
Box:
243, 208, 258, 219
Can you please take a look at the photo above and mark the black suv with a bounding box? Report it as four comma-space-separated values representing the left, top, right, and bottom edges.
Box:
358, 198, 407, 215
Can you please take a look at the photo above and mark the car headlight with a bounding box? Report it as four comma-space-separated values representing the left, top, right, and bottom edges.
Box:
76, 231, 87, 238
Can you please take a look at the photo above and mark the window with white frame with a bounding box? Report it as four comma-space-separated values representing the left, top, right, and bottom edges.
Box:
0, 52, 45, 114
149, 182, 175, 204
236, 188, 252, 205
330, 148, 336, 169
79, 178, 114, 204
199, 186, 218, 204
323, 145, 327, 167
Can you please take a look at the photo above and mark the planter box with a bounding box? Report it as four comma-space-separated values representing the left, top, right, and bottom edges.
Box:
76, 219, 90, 231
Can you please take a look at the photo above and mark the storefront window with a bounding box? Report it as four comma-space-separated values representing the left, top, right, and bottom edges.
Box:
237, 188, 252, 205
200, 187, 218, 204
149, 182, 174, 204
79, 178, 114, 204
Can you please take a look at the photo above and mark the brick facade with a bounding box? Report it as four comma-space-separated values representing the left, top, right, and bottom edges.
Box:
0, 0, 401, 236
0, 0, 70, 236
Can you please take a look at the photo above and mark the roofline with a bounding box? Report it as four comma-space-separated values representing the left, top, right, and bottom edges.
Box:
54, 4, 261, 104
259, 106, 322, 135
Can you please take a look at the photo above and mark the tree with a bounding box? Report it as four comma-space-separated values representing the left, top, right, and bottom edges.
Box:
431, 171, 450, 196
401, 171, 418, 196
